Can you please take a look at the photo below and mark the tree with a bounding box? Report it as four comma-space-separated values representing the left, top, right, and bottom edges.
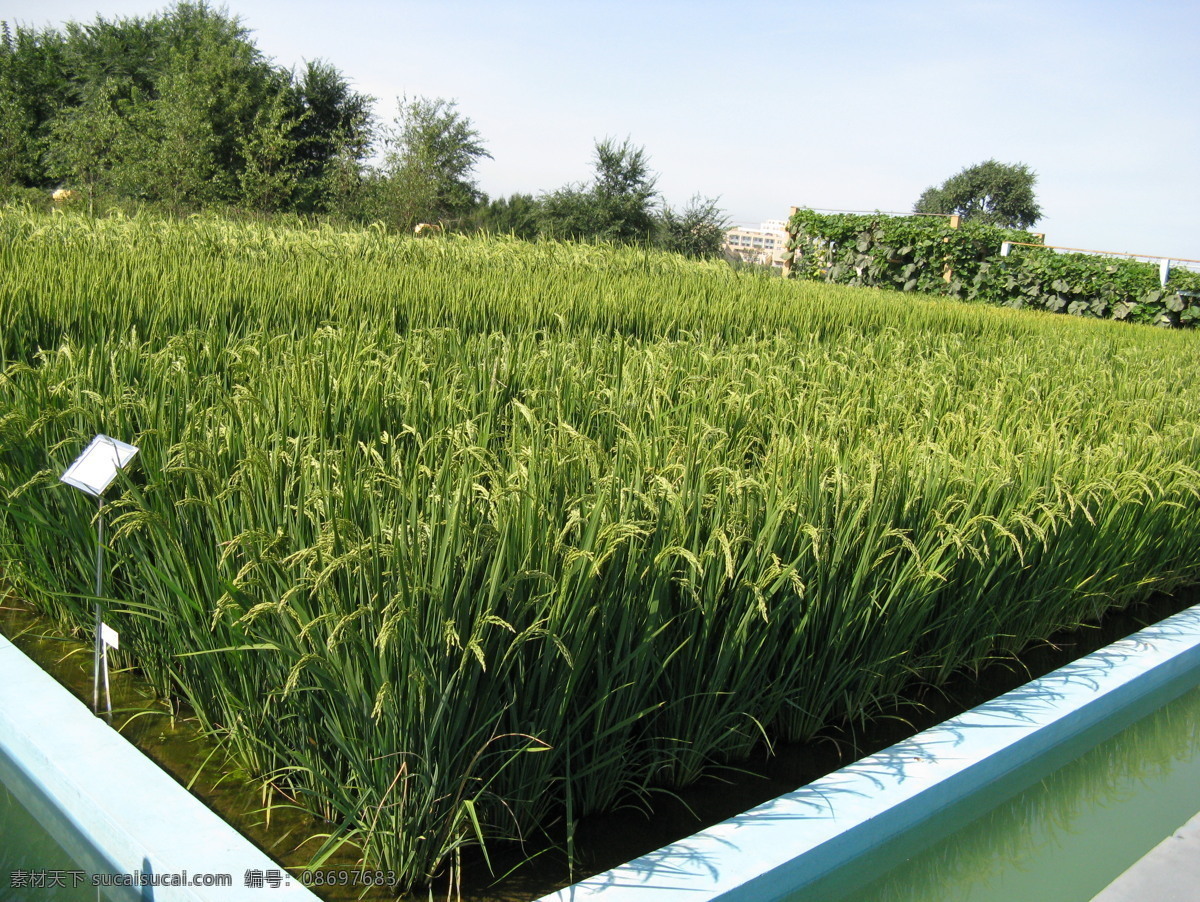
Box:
591, 137, 658, 242
286, 59, 373, 213
537, 183, 605, 241
539, 137, 658, 243
0, 21, 69, 188
657, 194, 728, 258
377, 95, 490, 229
43, 3, 292, 209
470, 192, 541, 239
44, 78, 128, 201
914, 159, 1042, 229
7, 3, 369, 214
237, 87, 303, 212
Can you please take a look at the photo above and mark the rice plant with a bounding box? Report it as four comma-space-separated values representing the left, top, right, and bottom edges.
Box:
3, 208, 1200, 892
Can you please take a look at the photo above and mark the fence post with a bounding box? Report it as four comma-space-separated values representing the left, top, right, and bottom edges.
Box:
943, 215, 959, 282
782, 206, 799, 278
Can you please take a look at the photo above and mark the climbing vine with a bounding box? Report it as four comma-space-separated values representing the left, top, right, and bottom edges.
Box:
787, 209, 1200, 328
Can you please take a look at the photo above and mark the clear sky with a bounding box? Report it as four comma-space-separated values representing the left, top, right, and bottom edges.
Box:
6, 0, 1199, 260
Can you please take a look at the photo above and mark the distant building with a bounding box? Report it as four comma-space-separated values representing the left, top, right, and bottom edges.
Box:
724, 219, 789, 266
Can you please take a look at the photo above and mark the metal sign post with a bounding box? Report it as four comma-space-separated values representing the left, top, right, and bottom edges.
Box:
61, 434, 138, 722
93, 493, 103, 716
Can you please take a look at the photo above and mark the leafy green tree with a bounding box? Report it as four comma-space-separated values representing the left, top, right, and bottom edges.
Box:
43, 3, 286, 209
537, 183, 604, 241
147, 6, 288, 208
591, 137, 658, 242
914, 159, 1042, 228
540, 137, 659, 243
237, 88, 303, 211
287, 59, 373, 213
593, 138, 655, 199
470, 192, 541, 239
60, 10, 170, 98
376, 95, 490, 229
318, 144, 378, 222
6, 2, 369, 215
0, 22, 69, 187
0, 27, 40, 187
136, 57, 230, 207
44, 79, 128, 202
657, 194, 728, 258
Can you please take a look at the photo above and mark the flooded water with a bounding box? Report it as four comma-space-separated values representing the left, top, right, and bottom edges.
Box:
0, 745, 136, 902
798, 680, 1200, 902
0, 605, 378, 902
4, 591, 1199, 902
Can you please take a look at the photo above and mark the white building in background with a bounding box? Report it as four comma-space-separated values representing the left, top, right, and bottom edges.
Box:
724, 219, 790, 266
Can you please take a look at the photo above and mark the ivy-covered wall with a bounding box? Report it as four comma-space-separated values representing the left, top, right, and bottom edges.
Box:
786, 209, 1200, 328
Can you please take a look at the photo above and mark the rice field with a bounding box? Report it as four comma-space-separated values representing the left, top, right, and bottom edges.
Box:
3, 209, 1200, 892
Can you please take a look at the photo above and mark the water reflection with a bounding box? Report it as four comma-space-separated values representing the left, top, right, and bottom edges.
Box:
819, 683, 1200, 902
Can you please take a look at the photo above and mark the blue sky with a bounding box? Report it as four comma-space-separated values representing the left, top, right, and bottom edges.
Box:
6, 0, 1199, 260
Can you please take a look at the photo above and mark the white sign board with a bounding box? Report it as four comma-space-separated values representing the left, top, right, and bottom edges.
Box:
60, 435, 139, 497
100, 622, 119, 650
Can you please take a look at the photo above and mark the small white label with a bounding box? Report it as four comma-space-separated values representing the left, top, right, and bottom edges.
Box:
100, 622, 119, 650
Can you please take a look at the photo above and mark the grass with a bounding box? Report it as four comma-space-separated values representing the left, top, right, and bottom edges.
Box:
2, 208, 1200, 892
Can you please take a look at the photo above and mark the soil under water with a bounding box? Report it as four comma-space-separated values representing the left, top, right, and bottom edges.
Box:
2, 587, 1197, 902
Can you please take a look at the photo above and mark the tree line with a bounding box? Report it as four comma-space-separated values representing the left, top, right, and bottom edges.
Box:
0, 2, 728, 257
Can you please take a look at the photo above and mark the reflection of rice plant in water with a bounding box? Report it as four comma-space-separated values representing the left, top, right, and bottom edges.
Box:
4, 209, 1200, 892
849, 686, 1200, 902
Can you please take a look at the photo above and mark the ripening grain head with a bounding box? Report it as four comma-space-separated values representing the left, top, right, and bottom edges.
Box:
3, 207, 1200, 889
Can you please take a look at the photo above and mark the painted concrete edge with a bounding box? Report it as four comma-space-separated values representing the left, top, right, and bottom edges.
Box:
540, 603, 1200, 902
0, 633, 320, 901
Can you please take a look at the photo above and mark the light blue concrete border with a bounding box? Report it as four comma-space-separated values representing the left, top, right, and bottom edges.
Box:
541, 603, 1200, 902
0, 632, 320, 901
